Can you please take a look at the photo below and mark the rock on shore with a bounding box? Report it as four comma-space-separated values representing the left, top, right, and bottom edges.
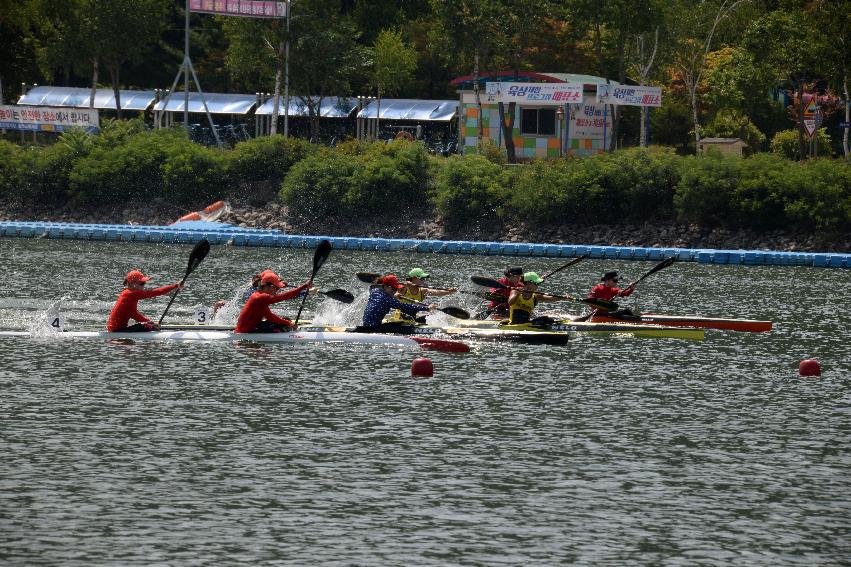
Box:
1, 200, 848, 253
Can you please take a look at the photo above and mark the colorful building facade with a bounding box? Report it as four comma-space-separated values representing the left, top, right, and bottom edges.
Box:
451, 72, 618, 159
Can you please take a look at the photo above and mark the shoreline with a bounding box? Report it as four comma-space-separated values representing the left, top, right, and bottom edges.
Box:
1, 201, 848, 253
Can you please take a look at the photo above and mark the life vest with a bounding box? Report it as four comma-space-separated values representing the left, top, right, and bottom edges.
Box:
509, 292, 537, 324
388, 285, 426, 321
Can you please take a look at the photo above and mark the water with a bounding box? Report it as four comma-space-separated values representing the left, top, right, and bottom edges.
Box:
1, 239, 849, 566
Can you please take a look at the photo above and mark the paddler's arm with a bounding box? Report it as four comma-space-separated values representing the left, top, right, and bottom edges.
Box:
268, 281, 310, 303
507, 289, 521, 305
388, 296, 426, 317
617, 285, 636, 297
425, 287, 457, 297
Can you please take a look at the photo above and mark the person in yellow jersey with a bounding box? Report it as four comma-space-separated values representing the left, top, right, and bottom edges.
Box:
506, 272, 572, 325
389, 268, 457, 323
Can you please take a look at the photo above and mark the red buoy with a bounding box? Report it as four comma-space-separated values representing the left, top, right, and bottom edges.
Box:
799, 359, 822, 376
411, 357, 434, 377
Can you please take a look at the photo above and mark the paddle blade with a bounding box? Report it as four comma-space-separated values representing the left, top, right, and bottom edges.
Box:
312, 240, 332, 274
356, 272, 381, 284
633, 256, 675, 285
186, 238, 211, 276
471, 276, 505, 289
322, 289, 355, 303
440, 306, 470, 320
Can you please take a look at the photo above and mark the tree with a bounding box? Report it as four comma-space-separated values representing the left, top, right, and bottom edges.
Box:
812, 0, 850, 161
369, 29, 417, 137
668, 0, 748, 151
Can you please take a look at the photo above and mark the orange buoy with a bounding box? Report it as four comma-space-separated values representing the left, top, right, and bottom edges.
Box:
411, 357, 434, 377
172, 200, 231, 224
202, 200, 226, 215
799, 359, 821, 376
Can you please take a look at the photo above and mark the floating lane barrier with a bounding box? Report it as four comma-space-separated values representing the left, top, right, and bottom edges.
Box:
1, 220, 848, 269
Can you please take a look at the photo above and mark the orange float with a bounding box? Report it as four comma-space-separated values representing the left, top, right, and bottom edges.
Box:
172, 200, 231, 224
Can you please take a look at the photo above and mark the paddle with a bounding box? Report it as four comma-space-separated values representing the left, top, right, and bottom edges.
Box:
293, 240, 332, 327
541, 254, 589, 280
581, 256, 677, 315
355, 271, 491, 300
470, 275, 614, 311
157, 238, 211, 326
319, 288, 354, 303
402, 299, 470, 320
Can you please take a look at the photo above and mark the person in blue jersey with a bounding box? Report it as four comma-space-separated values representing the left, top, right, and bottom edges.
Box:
358, 274, 435, 333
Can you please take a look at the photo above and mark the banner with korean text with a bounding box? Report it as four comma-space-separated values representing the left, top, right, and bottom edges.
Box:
189, 0, 286, 18
595, 84, 662, 107
572, 104, 613, 140
485, 82, 584, 105
0, 106, 99, 133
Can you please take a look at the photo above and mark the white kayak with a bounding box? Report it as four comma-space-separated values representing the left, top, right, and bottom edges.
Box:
0, 329, 470, 353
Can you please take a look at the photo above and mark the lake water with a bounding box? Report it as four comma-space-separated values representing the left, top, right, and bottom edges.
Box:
1, 238, 849, 566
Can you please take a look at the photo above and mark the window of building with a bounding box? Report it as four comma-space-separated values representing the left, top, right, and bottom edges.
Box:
520, 107, 556, 136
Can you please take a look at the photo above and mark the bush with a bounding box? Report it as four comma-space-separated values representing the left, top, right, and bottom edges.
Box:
279, 151, 356, 222
702, 110, 766, 154
770, 128, 833, 160
0, 140, 23, 201
69, 128, 227, 205
227, 135, 313, 185
279, 140, 432, 221
673, 154, 740, 225
18, 143, 76, 206
509, 148, 681, 225
430, 154, 508, 231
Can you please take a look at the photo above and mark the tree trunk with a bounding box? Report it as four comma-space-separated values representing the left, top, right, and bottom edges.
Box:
271, 39, 283, 136
89, 58, 98, 109
376, 85, 381, 140
108, 64, 122, 119
797, 80, 806, 160
844, 67, 849, 161
498, 102, 517, 163
612, 28, 626, 150
688, 79, 701, 151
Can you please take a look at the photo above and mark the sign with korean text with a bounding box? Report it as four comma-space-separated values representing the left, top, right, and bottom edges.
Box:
485, 82, 584, 105
189, 0, 286, 18
0, 106, 99, 133
596, 84, 662, 107
572, 104, 613, 140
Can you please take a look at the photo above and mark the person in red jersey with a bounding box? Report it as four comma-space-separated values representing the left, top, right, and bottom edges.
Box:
588, 270, 635, 302
478, 267, 524, 319
234, 271, 314, 333
107, 270, 182, 332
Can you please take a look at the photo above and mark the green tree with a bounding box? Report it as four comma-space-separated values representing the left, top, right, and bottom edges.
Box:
369, 29, 417, 136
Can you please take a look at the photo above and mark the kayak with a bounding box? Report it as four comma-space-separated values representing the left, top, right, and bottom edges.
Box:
590, 313, 772, 332
299, 325, 570, 346
454, 319, 705, 341
0, 329, 470, 353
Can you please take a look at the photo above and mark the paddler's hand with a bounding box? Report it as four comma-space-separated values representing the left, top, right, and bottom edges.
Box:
446, 287, 458, 293
143, 321, 159, 331
427, 303, 438, 312
308, 287, 318, 295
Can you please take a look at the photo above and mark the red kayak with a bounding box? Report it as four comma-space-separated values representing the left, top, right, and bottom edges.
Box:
590, 313, 772, 332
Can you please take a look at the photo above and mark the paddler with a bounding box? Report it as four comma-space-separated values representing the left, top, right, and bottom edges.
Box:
588, 270, 635, 302
506, 272, 572, 325
234, 271, 315, 333
360, 274, 436, 332
107, 270, 182, 332
485, 266, 524, 318
390, 268, 457, 323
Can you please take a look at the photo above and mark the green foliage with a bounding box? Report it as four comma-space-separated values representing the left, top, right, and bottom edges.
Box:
509, 148, 680, 225
702, 109, 766, 154
770, 129, 834, 160
430, 154, 508, 231
68, 128, 226, 205
673, 154, 739, 225
227, 135, 314, 184
280, 140, 432, 221
370, 29, 417, 97
0, 141, 24, 202
479, 139, 507, 165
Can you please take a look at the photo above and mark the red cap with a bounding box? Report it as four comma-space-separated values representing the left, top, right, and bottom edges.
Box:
260, 272, 286, 288
380, 274, 404, 290
124, 270, 151, 284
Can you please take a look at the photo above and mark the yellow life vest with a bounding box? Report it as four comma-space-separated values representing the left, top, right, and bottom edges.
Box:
388, 285, 426, 321
508, 291, 537, 324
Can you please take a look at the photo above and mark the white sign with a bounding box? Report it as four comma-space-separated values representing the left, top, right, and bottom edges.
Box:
572, 104, 613, 140
596, 84, 662, 107
189, 0, 286, 18
485, 82, 584, 105
803, 117, 817, 138
0, 105, 99, 133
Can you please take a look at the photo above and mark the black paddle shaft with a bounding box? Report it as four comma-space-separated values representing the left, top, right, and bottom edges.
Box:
157, 238, 211, 326
293, 240, 333, 326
